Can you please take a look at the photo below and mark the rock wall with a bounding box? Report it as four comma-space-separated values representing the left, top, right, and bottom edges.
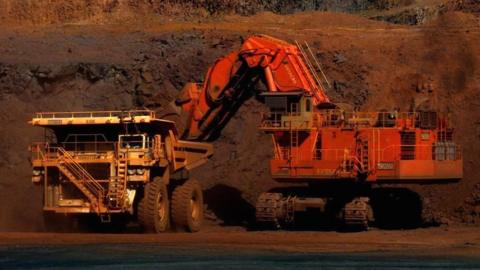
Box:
1, 0, 471, 25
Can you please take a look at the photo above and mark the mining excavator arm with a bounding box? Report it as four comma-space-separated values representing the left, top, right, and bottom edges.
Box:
175, 35, 330, 140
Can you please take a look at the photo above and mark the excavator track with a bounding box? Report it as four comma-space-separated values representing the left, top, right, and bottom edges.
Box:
255, 192, 284, 229
342, 197, 373, 230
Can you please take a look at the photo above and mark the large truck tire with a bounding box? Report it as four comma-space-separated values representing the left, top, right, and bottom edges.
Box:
171, 179, 203, 232
138, 176, 170, 233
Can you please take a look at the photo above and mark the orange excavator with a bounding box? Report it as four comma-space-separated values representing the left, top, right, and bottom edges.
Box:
175, 35, 463, 229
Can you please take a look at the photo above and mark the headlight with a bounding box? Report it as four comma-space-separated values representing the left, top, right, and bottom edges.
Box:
127, 169, 135, 175
136, 168, 145, 175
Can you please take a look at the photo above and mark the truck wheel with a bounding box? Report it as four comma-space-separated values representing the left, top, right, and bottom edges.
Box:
138, 177, 170, 233
171, 179, 203, 232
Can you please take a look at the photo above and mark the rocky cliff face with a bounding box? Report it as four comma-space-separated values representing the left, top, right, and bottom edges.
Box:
0, 0, 472, 26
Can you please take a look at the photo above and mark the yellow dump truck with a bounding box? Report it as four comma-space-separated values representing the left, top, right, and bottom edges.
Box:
30, 110, 212, 232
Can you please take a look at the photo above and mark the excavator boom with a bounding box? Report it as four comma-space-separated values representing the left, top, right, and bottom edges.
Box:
176, 35, 330, 140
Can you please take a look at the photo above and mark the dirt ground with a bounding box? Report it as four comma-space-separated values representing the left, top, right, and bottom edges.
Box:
0, 226, 479, 256
0, 2, 479, 233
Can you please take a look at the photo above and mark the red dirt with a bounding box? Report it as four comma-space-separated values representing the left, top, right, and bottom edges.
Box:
1, 227, 480, 256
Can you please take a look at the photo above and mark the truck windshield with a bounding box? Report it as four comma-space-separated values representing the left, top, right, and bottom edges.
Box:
119, 135, 145, 149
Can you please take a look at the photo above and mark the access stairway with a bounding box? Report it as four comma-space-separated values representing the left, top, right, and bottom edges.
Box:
54, 147, 108, 213
107, 151, 127, 208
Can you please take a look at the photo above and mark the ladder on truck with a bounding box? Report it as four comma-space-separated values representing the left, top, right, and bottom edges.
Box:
107, 150, 128, 209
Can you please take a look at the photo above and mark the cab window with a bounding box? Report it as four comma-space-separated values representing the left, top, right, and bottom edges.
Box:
305, 99, 311, 112
119, 135, 145, 149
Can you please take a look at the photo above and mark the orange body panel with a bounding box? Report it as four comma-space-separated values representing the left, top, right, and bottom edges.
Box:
266, 109, 462, 183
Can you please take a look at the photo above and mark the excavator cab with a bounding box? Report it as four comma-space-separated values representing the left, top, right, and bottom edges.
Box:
261, 93, 321, 130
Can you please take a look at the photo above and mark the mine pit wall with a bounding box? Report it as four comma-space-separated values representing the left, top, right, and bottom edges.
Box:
0, 10, 479, 230
0, 0, 418, 24
0, 0, 476, 26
